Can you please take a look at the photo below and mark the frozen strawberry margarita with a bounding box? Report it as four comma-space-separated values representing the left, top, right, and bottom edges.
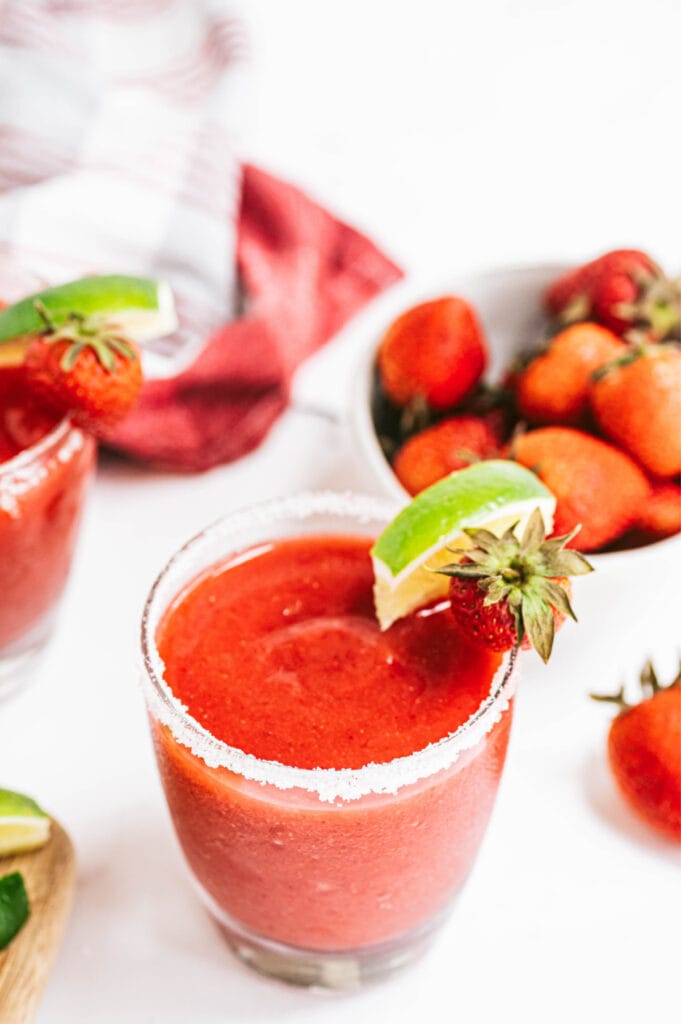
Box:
142, 494, 516, 987
0, 367, 95, 684
0, 269, 172, 689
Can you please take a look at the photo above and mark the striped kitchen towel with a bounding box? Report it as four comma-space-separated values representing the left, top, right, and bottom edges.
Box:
0, 0, 247, 369
105, 163, 403, 470
0, 1, 403, 471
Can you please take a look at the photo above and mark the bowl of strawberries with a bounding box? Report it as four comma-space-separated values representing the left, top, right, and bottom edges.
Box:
352, 250, 681, 667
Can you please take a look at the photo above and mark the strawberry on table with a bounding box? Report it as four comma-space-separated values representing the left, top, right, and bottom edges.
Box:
515, 322, 625, 427
393, 414, 501, 495
590, 344, 681, 480
545, 249, 681, 341
436, 508, 593, 663
377, 296, 487, 411
592, 662, 681, 844
510, 427, 650, 552
23, 302, 143, 436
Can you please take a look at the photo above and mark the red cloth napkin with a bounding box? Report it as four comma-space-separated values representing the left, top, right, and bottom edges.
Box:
106, 165, 402, 471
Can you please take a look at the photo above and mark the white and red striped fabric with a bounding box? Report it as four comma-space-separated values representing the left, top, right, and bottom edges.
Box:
0, 0, 247, 366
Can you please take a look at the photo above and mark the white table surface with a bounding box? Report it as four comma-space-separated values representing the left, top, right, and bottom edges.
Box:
3, 1, 681, 1021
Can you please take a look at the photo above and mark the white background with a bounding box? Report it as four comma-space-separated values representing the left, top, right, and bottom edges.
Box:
2, 1, 681, 1022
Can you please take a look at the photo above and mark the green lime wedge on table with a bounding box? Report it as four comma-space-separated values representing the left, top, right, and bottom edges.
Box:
372, 460, 556, 629
0, 787, 50, 856
0, 274, 177, 346
0, 872, 29, 951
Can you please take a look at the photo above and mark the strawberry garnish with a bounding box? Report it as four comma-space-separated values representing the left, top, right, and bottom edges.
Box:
592, 662, 681, 843
23, 301, 143, 436
435, 508, 593, 662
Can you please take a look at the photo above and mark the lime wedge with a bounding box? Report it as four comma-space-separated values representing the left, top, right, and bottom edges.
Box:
0, 872, 30, 951
0, 788, 50, 856
372, 460, 556, 629
0, 275, 177, 346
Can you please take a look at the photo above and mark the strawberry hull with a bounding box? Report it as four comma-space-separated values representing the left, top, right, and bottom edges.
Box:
0, 371, 95, 661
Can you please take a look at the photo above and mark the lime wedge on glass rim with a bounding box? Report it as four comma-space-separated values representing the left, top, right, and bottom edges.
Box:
0, 787, 50, 856
372, 460, 556, 630
0, 274, 177, 351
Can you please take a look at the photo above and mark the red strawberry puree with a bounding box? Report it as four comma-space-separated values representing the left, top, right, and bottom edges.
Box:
0, 367, 95, 652
154, 535, 513, 951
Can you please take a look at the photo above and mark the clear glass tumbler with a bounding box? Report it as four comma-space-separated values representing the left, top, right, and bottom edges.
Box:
141, 493, 517, 989
0, 261, 96, 694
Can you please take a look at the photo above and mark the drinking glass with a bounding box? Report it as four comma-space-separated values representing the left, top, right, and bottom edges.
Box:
0, 261, 96, 694
141, 493, 517, 988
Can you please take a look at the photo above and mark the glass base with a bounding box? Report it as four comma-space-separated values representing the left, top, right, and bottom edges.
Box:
199, 885, 451, 990
0, 610, 55, 699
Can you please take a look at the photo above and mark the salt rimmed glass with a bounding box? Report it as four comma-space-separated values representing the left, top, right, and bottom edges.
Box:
141, 492, 518, 989
0, 261, 96, 695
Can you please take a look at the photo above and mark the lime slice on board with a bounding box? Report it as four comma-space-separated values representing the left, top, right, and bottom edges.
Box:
372, 460, 556, 629
0, 275, 177, 348
0, 872, 30, 950
0, 788, 50, 856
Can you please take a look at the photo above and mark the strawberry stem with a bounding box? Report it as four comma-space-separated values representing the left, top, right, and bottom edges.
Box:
31, 303, 139, 375
591, 660, 680, 714
590, 687, 630, 711
33, 299, 56, 333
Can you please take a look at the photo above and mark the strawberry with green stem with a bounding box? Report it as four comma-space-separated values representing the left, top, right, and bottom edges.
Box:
545, 249, 681, 341
435, 508, 593, 662
590, 342, 681, 480
23, 300, 143, 435
592, 662, 681, 843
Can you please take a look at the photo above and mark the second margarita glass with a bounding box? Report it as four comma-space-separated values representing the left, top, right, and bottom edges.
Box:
0, 263, 96, 694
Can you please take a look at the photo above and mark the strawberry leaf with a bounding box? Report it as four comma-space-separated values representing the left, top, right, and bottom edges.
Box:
435, 562, 490, 579
522, 589, 555, 663
521, 508, 546, 553
61, 342, 84, 371
540, 578, 577, 621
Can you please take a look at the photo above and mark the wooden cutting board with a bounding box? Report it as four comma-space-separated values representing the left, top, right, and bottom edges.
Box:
0, 821, 76, 1024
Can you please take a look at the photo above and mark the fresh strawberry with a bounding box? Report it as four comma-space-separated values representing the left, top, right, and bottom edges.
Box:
377, 296, 487, 411
23, 302, 143, 436
592, 662, 681, 843
633, 481, 681, 541
545, 249, 680, 341
436, 508, 592, 663
510, 427, 650, 552
393, 414, 501, 495
590, 345, 681, 479
515, 322, 625, 427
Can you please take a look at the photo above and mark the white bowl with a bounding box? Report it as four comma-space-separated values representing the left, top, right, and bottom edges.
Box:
349, 263, 681, 679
